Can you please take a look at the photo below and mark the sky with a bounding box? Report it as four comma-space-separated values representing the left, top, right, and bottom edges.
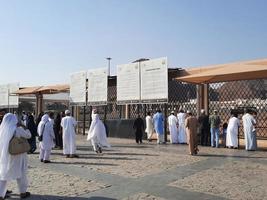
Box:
0, 0, 267, 86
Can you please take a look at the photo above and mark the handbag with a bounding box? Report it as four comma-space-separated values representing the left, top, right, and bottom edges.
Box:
38, 123, 46, 142
9, 130, 31, 155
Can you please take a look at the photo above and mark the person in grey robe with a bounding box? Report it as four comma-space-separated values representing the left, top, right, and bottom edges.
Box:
242, 109, 257, 151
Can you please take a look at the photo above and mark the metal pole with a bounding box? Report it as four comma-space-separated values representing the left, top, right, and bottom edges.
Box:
106, 57, 112, 76
7, 88, 10, 113
238, 127, 240, 149
164, 103, 167, 143
89, 106, 92, 126
104, 105, 107, 121
83, 106, 86, 135
84, 78, 88, 136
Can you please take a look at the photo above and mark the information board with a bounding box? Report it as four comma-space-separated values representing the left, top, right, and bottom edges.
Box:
8, 83, 19, 107
70, 71, 87, 105
87, 68, 108, 106
140, 57, 168, 103
117, 63, 140, 104
0, 83, 19, 108
0, 85, 8, 108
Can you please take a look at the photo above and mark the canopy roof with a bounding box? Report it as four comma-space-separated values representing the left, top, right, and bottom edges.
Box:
15, 84, 69, 95
176, 58, 267, 84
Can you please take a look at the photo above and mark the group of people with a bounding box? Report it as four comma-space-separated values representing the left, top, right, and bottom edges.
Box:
0, 108, 110, 199
133, 109, 199, 155
0, 107, 259, 199
133, 108, 259, 155
201, 108, 257, 151
226, 109, 257, 151
133, 109, 188, 145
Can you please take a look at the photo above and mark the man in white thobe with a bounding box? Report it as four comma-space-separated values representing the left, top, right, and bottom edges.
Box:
61, 110, 78, 158
168, 111, 178, 144
242, 109, 257, 151
177, 109, 187, 144
145, 112, 154, 142
226, 113, 240, 148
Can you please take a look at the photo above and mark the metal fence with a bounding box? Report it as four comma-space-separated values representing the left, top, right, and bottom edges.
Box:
209, 79, 267, 139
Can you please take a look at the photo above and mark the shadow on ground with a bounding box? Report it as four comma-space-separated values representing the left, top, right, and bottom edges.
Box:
8, 194, 116, 200
198, 153, 267, 159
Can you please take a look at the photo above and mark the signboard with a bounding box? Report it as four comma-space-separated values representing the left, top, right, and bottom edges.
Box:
117, 63, 140, 104
0, 83, 19, 108
87, 68, 108, 106
8, 83, 19, 107
70, 71, 87, 105
0, 85, 8, 108
140, 57, 168, 103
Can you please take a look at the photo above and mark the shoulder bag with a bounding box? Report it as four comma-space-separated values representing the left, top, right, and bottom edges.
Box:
9, 130, 31, 155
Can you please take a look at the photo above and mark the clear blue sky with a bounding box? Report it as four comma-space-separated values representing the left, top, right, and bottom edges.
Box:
0, 0, 266, 86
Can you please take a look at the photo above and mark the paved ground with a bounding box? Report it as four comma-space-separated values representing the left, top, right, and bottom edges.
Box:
6, 135, 267, 200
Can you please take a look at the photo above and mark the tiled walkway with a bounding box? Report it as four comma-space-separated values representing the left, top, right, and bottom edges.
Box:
7, 136, 267, 200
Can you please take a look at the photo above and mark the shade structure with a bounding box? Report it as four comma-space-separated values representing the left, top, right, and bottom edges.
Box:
14, 84, 69, 95
36, 84, 69, 94
14, 86, 43, 95
176, 58, 267, 84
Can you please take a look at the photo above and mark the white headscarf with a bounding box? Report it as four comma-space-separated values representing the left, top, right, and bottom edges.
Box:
0, 113, 18, 179
37, 114, 49, 136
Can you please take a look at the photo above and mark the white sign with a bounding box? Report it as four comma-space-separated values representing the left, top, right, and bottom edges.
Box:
8, 83, 19, 107
117, 63, 140, 104
70, 71, 87, 105
0, 85, 8, 108
87, 68, 108, 106
140, 57, 168, 103
0, 83, 19, 108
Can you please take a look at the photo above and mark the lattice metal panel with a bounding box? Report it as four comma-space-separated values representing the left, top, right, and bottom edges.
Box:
167, 79, 197, 115
127, 79, 197, 119
129, 103, 166, 119
209, 79, 267, 139
107, 85, 122, 119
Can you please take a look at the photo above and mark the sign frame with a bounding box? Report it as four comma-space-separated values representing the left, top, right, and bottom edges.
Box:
69, 71, 87, 106
87, 67, 108, 106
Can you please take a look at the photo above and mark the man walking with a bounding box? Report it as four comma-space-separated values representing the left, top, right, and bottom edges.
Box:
61, 110, 78, 158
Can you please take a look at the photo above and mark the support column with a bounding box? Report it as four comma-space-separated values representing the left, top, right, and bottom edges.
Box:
196, 84, 209, 117
196, 84, 204, 117
35, 92, 43, 116
125, 104, 130, 119
203, 84, 209, 115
